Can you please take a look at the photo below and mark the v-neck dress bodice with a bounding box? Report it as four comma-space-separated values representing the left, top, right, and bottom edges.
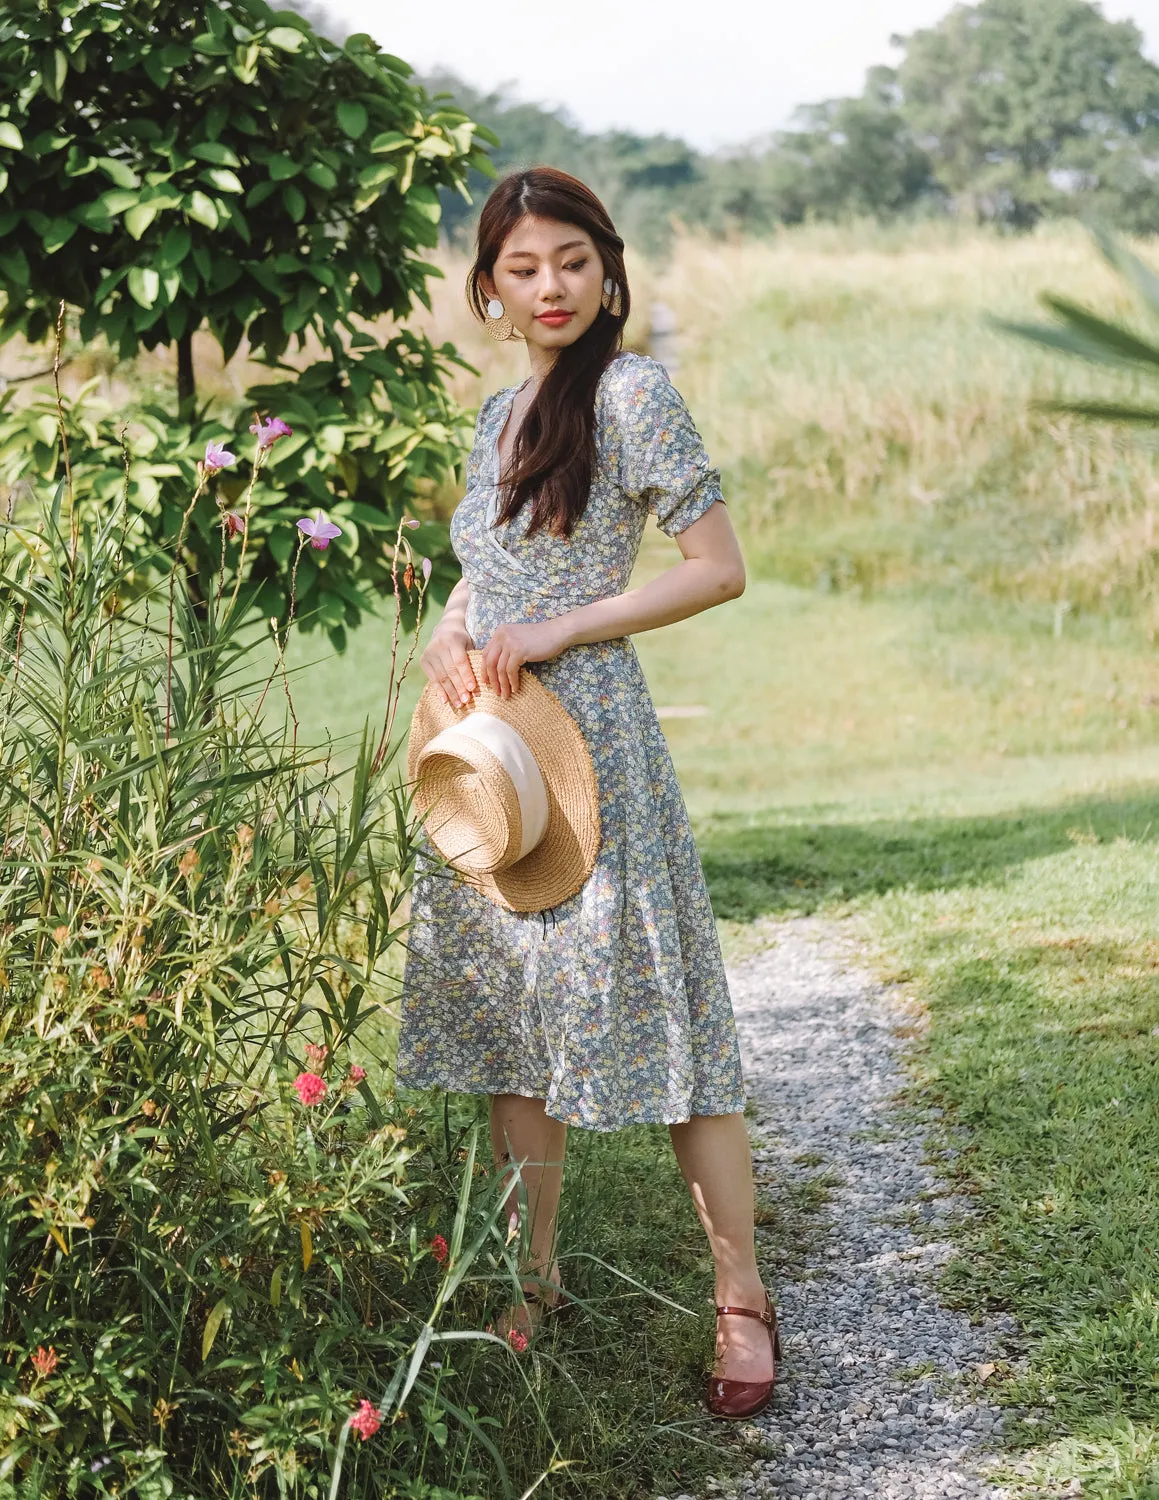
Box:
396, 353, 745, 1131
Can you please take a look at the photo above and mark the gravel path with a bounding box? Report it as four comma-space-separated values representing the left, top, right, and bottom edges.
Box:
676, 919, 1030, 1500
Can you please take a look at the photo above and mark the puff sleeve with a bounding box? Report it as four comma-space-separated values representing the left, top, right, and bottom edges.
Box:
602, 354, 724, 536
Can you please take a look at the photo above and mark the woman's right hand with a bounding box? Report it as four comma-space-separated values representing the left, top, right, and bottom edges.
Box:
420, 625, 478, 707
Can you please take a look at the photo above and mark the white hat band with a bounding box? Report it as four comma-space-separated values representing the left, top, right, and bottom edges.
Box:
419, 711, 549, 860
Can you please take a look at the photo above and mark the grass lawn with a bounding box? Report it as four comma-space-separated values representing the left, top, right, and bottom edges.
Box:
281, 519, 1159, 1497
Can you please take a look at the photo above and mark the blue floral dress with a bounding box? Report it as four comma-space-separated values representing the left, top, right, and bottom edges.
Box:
395, 353, 746, 1131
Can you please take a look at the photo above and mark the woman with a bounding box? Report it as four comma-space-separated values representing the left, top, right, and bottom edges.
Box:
397, 167, 780, 1419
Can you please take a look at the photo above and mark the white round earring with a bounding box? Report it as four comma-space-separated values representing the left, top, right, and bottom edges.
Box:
484, 296, 517, 342
603, 278, 614, 297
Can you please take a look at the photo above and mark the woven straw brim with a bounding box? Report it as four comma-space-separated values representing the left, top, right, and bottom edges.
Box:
407, 650, 600, 913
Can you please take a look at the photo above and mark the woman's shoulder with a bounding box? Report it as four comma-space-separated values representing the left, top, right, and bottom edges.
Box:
597, 351, 674, 412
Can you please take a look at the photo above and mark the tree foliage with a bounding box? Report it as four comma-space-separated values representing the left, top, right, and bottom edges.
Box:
426, 0, 1159, 243
898, 0, 1159, 227
0, 0, 494, 645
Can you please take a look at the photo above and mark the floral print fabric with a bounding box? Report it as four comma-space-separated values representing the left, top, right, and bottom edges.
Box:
396, 353, 746, 1131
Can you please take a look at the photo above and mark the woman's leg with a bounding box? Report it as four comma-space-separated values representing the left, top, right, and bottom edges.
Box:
669, 1111, 776, 1382
490, 1094, 568, 1324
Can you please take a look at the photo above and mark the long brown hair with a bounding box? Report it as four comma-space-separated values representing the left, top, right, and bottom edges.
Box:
467, 167, 630, 538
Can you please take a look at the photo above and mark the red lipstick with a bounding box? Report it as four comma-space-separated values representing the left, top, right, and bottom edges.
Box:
536, 311, 574, 327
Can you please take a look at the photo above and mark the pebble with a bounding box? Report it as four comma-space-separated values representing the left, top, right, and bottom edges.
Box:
698, 919, 1025, 1500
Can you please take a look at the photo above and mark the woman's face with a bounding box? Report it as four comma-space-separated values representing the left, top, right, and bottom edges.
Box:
483, 215, 606, 356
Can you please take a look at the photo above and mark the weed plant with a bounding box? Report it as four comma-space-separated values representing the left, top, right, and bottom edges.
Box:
0, 402, 531, 1497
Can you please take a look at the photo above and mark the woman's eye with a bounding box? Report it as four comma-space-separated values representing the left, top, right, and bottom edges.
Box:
565, 259, 588, 271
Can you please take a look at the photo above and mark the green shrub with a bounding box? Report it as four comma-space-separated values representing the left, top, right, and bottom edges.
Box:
0, 416, 533, 1498
0, 0, 494, 642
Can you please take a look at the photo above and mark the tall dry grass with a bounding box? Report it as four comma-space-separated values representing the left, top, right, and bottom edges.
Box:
653, 223, 1159, 631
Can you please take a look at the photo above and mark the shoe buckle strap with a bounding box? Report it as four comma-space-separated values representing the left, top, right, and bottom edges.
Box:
715, 1302, 774, 1326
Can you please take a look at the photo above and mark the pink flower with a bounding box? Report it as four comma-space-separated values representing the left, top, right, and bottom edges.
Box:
296, 511, 342, 550
421, 557, 432, 581
506, 1328, 528, 1353
304, 1041, 328, 1065
30, 1346, 58, 1378
348, 1064, 366, 1084
292, 1072, 327, 1106
224, 511, 246, 538
429, 1234, 448, 1265
350, 1399, 381, 1441
249, 416, 293, 450
203, 441, 236, 472
402, 516, 420, 529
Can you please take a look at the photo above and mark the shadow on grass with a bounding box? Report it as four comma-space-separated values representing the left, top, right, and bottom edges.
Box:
697, 788, 1159, 922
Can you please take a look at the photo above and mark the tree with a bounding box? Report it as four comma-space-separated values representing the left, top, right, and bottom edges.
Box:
0, 0, 493, 644
897, 0, 1159, 227
767, 68, 937, 223
420, 71, 704, 251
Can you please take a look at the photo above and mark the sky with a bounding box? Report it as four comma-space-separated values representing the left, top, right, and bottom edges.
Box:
326, 0, 1159, 151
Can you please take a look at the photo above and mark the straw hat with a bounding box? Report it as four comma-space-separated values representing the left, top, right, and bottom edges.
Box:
407, 650, 600, 912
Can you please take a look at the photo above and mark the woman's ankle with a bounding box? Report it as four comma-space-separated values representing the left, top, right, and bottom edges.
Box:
713, 1267, 767, 1308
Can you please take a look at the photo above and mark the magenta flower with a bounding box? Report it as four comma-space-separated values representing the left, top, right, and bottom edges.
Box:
249, 416, 293, 450
292, 1071, 327, 1106
350, 1399, 381, 1441
203, 441, 236, 472
224, 511, 245, 538
304, 1041, 328, 1066
506, 1328, 529, 1353
296, 511, 342, 550
429, 1233, 449, 1265
348, 1064, 366, 1084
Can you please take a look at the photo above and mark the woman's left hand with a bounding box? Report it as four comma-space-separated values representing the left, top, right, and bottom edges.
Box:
478, 617, 573, 699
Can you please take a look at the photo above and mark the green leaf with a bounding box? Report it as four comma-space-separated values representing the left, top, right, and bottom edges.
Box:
370, 130, 411, 154
6, 245, 29, 286
202, 1297, 230, 1362
304, 161, 337, 190
337, 101, 368, 140
158, 225, 191, 268
98, 189, 139, 215
123, 202, 159, 240
282, 184, 306, 222
266, 25, 306, 52
191, 32, 231, 56
204, 167, 243, 194
41, 218, 77, 253
94, 155, 139, 188
190, 141, 241, 167
357, 162, 396, 190
185, 191, 219, 229
267, 154, 298, 181
0, 122, 23, 151
74, 200, 112, 230
1035, 399, 1159, 424
0, 167, 7, 196
127, 267, 160, 308
270, 1264, 283, 1309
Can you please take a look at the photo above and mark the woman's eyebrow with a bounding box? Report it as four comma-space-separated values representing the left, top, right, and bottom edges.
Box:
503, 240, 589, 260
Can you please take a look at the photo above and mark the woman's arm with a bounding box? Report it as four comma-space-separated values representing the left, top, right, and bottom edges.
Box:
478, 502, 745, 699
419, 578, 479, 706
